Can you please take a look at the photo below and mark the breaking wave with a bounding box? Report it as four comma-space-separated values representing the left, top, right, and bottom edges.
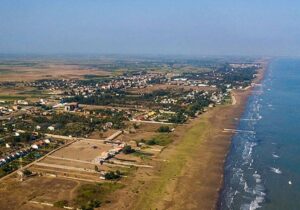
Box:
270, 167, 282, 174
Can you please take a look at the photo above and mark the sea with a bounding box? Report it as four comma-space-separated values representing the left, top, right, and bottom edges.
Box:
219, 58, 300, 210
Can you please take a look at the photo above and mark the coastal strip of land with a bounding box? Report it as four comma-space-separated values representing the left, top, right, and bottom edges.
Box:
103, 62, 267, 210
134, 91, 250, 210
0, 58, 266, 210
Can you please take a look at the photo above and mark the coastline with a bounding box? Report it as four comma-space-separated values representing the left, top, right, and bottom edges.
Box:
216, 61, 269, 209
102, 61, 269, 210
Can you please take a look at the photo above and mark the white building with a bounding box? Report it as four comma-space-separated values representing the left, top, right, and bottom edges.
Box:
48, 126, 55, 131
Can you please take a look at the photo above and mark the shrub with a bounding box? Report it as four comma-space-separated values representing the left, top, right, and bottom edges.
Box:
133, 123, 140, 129
81, 199, 101, 210
122, 145, 135, 154
146, 139, 156, 145
53, 200, 68, 208
145, 134, 172, 146
23, 169, 32, 176
157, 126, 170, 133
104, 171, 121, 180
74, 183, 124, 208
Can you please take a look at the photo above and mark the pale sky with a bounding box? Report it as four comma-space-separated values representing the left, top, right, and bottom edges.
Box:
1, 0, 300, 56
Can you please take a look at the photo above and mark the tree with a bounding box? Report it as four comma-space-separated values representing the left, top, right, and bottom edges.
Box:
146, 139, 156, 145
122, 145, 135, 154
169, 112, 186, 124
104, 171, 121, 180
23, 169, 32, 176
157, 126, 170, 133
54, 200, 68, 208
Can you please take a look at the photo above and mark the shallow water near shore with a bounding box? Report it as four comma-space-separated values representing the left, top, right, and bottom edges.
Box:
219, 59, 300, 210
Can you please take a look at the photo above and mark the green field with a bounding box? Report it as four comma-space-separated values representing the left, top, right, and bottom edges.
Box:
72, 182, 124, 209
0, 95, 27, 101
133, 115, 210, 210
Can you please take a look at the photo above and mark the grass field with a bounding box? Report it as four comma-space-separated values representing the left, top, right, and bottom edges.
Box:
0, 94, 45, 101
73, 182, 124, 209
133, 115, 210, 210
0, 95, 27, 101
145, 133, 172, 146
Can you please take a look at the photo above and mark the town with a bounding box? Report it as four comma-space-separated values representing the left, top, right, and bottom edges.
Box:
0, 58, 262, 209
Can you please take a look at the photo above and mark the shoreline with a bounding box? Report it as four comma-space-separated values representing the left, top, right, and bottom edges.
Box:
158, 62, 269, 210
216, 61, 269, 209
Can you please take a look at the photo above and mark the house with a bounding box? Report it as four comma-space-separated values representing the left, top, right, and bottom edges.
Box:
12, 105, 20, 111
15, 100, 29, 105
105, 122, 113, 128
147, 111, 156, 118
44, 139, 51, 144
31, 144, 39, 149
64, 102, 79, 112
48, 126, 55, 131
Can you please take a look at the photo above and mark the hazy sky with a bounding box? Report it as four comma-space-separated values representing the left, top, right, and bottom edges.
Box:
1, 0, 300, 56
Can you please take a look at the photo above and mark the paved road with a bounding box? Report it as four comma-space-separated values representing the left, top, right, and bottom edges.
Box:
45, 133, 106, 142
130, 119, 174, 125
46, 130, 123, 143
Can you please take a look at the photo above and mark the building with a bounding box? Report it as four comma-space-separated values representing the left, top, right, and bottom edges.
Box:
48, 126, 55, 131
64, 102, 79, 112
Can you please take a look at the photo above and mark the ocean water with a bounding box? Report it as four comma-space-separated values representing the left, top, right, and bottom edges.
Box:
219, 59, 300, 210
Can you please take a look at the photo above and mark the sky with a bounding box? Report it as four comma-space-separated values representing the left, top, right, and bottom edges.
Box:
0, 0, 300, 56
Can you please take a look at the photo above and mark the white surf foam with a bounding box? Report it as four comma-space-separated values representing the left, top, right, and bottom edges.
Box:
270, 167, 282, 174
242, 142, 257, 164
272, 154, 280, 158
253, 172, 262, 183
249, 195, 264, 210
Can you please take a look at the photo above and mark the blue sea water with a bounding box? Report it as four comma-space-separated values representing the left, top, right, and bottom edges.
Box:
219, 59, 300, 210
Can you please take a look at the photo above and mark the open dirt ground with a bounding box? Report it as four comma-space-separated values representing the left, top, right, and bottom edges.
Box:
50, 140, 111, 162
0, 176, 80, 210
0, 63, 111, 82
